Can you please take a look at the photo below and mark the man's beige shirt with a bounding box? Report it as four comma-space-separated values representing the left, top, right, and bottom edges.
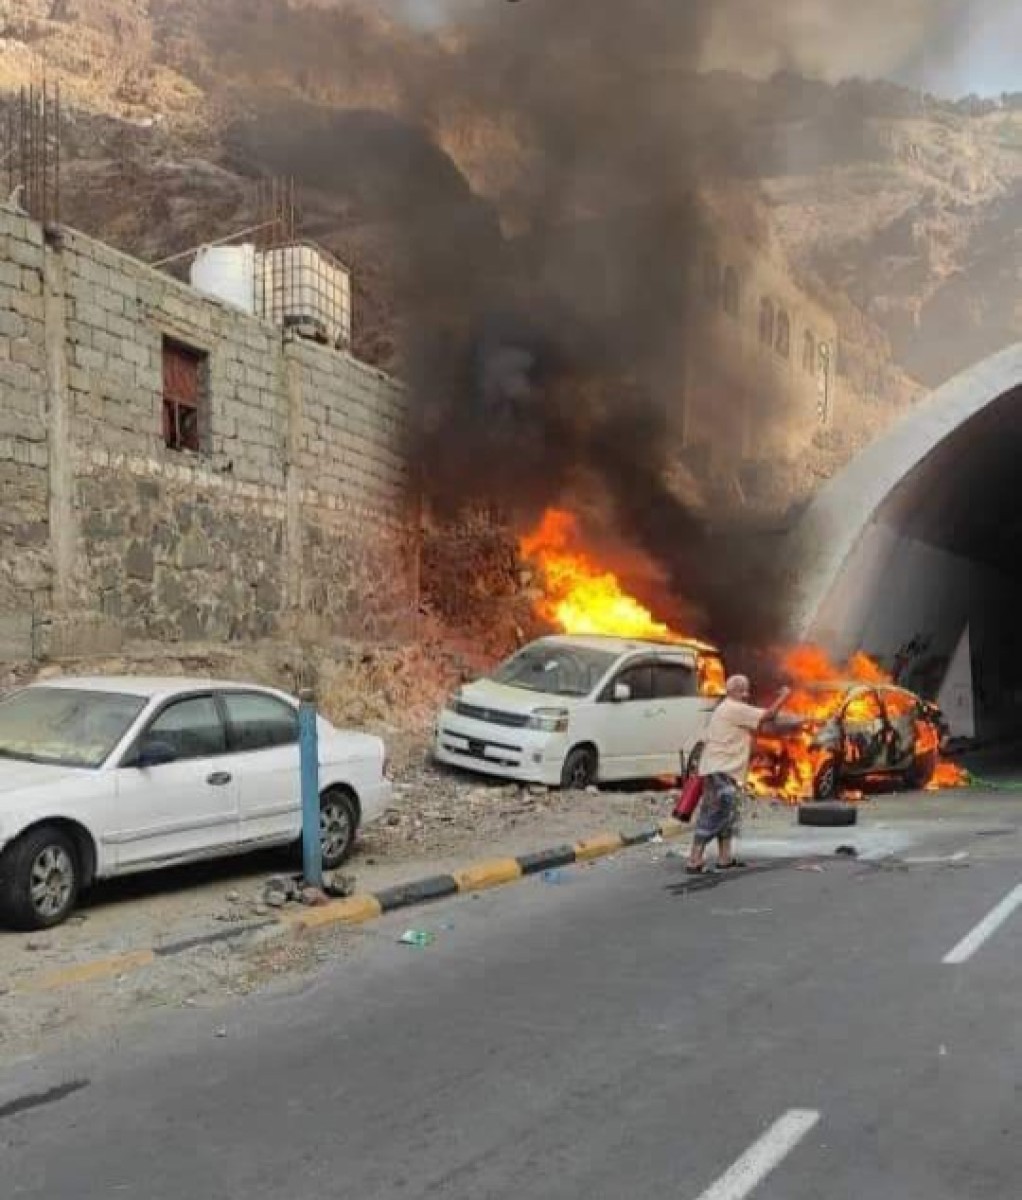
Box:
697, 698, 766, 783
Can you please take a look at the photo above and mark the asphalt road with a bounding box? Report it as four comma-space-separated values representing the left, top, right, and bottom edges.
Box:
2, 797, 1021, 1199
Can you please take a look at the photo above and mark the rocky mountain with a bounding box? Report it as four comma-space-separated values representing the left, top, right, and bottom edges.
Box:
2, 1, 1020, 397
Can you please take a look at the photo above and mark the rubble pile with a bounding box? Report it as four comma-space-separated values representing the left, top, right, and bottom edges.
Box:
361, 743, 673, 862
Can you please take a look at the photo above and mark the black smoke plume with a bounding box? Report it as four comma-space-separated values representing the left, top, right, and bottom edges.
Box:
399, 1, 780, 641
210, 0, 1011, 643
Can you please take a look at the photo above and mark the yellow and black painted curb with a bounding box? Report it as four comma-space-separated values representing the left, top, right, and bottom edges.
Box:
21, 818, 690, 993
281, 816, 689, 935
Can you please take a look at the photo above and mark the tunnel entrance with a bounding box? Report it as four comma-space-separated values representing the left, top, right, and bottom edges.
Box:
791, 346, 1022, 745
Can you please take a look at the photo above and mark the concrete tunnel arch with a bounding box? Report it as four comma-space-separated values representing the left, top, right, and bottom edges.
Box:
786, 342, 1022, 742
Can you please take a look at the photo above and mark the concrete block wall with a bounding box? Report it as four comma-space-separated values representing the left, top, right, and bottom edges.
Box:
0, 203, 415, 663
0, 210, 48, 658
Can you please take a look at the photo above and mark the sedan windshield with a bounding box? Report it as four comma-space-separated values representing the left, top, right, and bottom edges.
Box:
491, 644, 617, 697
0, 688, 147, 768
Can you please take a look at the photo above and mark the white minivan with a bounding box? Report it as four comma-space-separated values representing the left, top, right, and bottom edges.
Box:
434, 635, 726, 789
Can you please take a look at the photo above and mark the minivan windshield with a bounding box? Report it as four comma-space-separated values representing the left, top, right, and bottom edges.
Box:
491, 643, 617, 697
0, 688, 147, 768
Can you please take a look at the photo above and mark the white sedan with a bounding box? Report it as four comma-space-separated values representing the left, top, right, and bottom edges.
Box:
0, 677, 392, 929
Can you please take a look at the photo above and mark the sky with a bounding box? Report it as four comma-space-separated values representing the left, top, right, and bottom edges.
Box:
902, 7, 1022, 95
393, 0, 1020, 98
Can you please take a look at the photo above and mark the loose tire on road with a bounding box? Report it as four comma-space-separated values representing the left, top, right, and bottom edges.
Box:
560, 745, 598, 791
797, 801, 858, 828
0, 825, 81, 930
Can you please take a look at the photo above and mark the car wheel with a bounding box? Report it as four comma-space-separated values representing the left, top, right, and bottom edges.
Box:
320, 790, 359, 870
560, 745, 598, 790
0, 826, 81, 930
812, 757, 840, 800
798, 802, 858, 828
904, 748, 938, 791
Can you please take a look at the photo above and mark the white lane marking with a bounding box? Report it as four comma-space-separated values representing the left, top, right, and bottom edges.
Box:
693, 1109, 820, 1200
943, 883, 1022, 964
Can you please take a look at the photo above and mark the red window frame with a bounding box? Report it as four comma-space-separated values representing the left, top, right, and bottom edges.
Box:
162, 339, 205, 453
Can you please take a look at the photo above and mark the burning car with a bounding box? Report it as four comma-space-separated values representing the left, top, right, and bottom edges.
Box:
751, 680, 950, 801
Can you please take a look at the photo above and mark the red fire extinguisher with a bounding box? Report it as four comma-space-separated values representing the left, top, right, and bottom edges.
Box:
672, 773, 704, 823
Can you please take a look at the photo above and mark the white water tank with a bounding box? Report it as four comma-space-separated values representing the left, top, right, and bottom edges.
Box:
190, 244, 256, 314
256, 242, 352, 348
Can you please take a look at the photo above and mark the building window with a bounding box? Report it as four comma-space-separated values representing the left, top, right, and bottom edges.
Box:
802, 329, 816, 373
775, 309, 791, 358
722, 266, 741, 318
702, 253, 720, 304
162, 338, 206, 453
758, 297, 775, 347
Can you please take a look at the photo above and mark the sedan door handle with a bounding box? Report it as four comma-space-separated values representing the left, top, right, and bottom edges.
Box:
206, 771, 233, 787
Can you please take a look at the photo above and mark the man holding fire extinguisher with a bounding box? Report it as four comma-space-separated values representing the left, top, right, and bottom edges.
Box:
682, 676, 794, 874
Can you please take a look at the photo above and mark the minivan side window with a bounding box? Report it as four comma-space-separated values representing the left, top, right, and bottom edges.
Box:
653, 662, 697, 699
601, 663, 654, 702
223, 693, 299, 753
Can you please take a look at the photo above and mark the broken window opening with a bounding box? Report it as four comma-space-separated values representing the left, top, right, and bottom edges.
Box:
775, 309, 791, 359
758, 297, 775, 347
162, 338, 207, 454
803, 329, 817, 373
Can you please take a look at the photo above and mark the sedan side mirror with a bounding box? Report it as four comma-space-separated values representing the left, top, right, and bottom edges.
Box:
612, 683, 632, 703
135, 739, 178, 769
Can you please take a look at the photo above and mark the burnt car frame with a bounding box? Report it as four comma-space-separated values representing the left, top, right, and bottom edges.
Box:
754, 682, 948, 800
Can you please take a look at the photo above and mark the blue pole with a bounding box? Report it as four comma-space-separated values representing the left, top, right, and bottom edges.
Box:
299, 690, 323, 888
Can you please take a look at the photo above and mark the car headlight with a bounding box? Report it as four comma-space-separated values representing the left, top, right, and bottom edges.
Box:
526, 707, 570, 733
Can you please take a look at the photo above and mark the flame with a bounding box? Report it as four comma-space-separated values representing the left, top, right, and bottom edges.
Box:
518, 515, 969, 798
750, 645, 968, 803
927, 760, 970, 790
520, 508, 678, 643
519, 510, 726, 698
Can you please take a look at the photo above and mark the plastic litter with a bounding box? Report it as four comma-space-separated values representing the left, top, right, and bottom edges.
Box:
398, 930, 435, 948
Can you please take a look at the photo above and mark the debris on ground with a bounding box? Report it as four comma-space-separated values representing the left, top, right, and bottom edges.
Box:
835, 845, 859, 857
262, 875, 301, 908
323, 871, 357, 898
398, 930, 435, 948
869, 856, 912, 872
258, 874, 345, 910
